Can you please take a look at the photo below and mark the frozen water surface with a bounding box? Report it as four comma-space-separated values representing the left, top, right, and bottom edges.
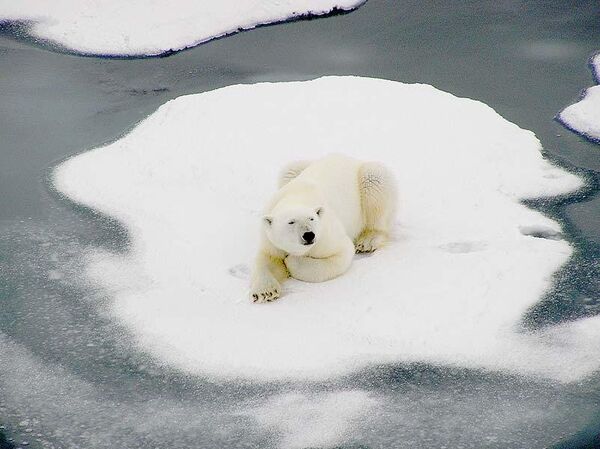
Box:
1, 1, 600, 448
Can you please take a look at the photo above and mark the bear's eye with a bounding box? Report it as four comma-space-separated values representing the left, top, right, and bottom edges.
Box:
309, 218, 314, 221
288, 220, 295, 225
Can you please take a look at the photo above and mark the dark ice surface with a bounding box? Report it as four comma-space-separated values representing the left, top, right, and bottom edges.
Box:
0, 1, 599, 448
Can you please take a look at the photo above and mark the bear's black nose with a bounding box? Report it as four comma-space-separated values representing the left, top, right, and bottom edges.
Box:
302, 231, 315, 244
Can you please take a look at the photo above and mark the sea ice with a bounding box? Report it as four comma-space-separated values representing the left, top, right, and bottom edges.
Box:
0, 0, 364, 56
54, 76, 600, 383
558, 52, 600, 143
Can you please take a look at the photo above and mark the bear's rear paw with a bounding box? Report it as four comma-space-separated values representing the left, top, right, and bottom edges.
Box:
250, 277, 281, 303
355, 230, 387, 253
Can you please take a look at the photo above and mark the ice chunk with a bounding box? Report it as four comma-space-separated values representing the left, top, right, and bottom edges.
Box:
0, 0, 364, 56
558, 52, 600, 143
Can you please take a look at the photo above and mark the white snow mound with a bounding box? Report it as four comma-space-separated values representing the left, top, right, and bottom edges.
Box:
54, 76, 600, 382
558, 53, 600, 143
0, 0, 363, 56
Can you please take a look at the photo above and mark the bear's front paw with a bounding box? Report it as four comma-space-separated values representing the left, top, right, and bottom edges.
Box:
250, 277, 281, 303
355, 231, 387, 253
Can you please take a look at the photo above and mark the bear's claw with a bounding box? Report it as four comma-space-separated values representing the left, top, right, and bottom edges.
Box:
250, 283, 280, 303
355, 231, 387, 254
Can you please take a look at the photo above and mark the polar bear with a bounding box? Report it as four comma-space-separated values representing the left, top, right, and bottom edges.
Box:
250, 154, 397, 303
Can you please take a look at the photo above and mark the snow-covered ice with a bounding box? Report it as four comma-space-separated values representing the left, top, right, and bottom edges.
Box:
247, 390, 377, 449
0, 0, 364, 56
54, 76, 600, 383
558, 52, 600, 143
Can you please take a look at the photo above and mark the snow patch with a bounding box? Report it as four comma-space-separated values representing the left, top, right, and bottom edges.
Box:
247, 390, 376, 449
0, 0, 364, 56
54, 76, 599, 382
558, 53, 600, 143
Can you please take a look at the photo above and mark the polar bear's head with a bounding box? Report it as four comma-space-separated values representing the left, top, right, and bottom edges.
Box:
263, 206, 324, 256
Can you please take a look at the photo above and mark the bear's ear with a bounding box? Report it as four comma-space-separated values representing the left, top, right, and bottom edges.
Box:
263, 215, 273, 226
316, 206, 324, 217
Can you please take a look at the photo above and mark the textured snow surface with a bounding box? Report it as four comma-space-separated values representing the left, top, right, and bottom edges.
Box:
0, 0, 363, 56
54, 76, 600, 382
558, 53, 600, 143
248, 390, 377, 449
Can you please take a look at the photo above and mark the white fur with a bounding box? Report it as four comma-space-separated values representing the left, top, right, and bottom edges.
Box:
250, 154, 397, 303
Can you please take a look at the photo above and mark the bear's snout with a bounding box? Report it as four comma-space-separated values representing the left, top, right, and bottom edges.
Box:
302, 231, 315, 245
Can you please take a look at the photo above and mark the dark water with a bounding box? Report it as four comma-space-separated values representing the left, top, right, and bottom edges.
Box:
0, 0, 599, 448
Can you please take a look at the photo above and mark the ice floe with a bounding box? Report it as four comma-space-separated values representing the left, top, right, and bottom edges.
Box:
558, 52, 600, 143
0, 0, 364, 56
54, 76, 600, 382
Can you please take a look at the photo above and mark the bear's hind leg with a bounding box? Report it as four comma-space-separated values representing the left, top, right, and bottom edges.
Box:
356, 162, 397, 253
278, 160, 312, 188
